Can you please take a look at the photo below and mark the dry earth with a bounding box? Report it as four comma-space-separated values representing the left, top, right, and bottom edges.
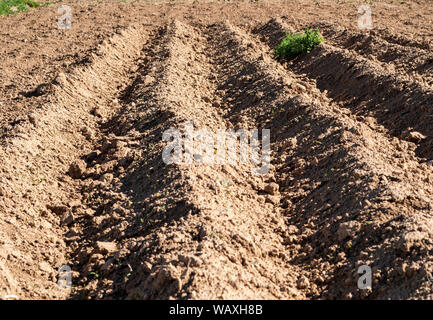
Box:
0, 0, 432, 300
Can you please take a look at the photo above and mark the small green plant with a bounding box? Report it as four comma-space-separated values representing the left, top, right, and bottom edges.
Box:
0, 0, 40, 16
274, 28, 324, 61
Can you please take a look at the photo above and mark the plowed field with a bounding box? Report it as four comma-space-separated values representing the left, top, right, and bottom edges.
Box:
0, 0, 432, 300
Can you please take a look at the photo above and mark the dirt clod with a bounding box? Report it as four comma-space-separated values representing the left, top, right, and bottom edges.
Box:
68, 160, 87, 179
297, 276, 310, 289
95, 241, 118, 255
337, 221, 361, 241
264, 182, 279, 195
60, 211, 74, 226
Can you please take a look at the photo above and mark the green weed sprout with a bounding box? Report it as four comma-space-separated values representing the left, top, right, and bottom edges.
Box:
274, 28, 324, 61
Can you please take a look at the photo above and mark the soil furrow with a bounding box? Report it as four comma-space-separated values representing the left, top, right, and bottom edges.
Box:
55, 17, 433, 300
294, 45, 433, 161
0, 24, 149, 299
253, 19, 433, 161
209, 20, 433, 299
69, 19, 310, 300
314, 23, 433, 87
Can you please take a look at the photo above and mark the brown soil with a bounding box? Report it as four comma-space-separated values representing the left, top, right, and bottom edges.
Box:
0, 0, 432, 300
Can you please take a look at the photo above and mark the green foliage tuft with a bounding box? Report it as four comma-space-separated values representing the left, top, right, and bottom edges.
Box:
0, 0, 40, 16
274, 28, 324, 61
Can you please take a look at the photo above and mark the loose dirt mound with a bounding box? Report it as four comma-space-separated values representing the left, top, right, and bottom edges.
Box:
1, 0, 433, 300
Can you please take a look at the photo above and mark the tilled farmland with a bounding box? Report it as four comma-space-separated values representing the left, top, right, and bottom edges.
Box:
0, 0, 432, 300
